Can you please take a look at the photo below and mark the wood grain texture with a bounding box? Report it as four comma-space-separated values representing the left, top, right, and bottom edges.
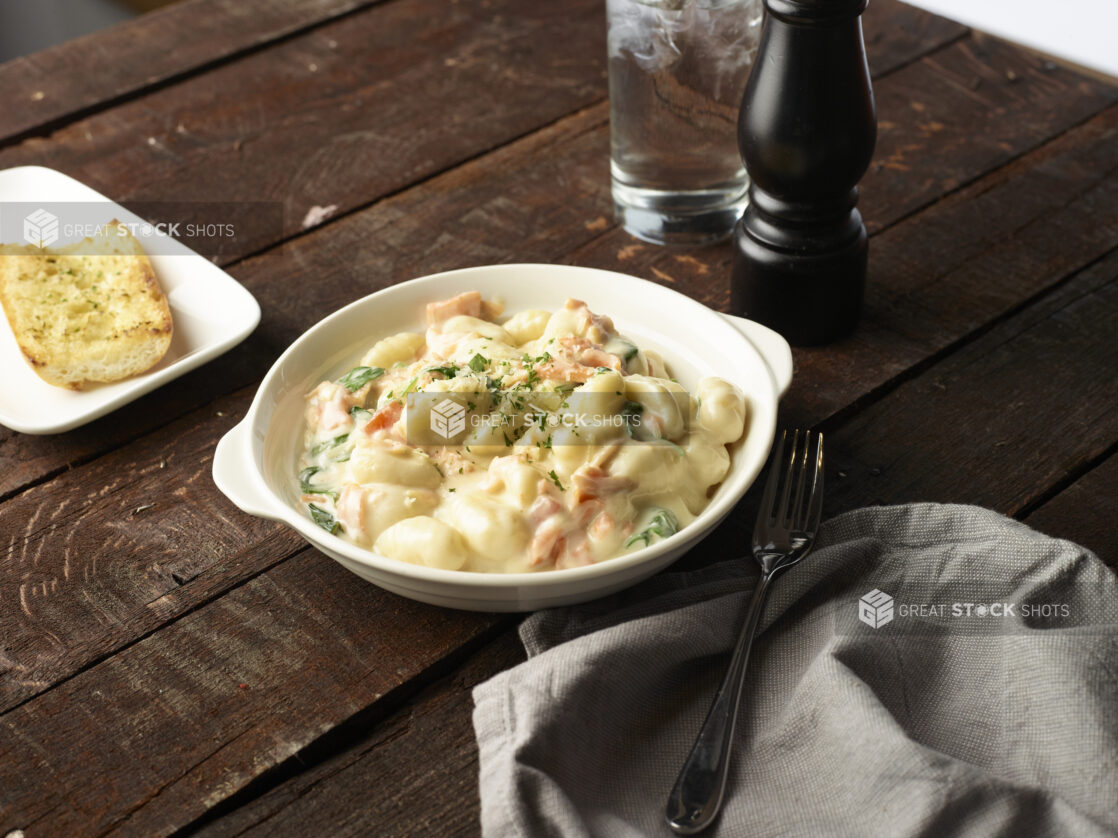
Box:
824, 249, 1118, 516
0, 0, 384, 145
0, 386, 301, 714
0, 547, 511, 836
1, 25, 1111, 504
0, 0, 962, 152
193, 631, 526, 838
1023, 453, 1118, 570
0, 121, 1109, 838
860, 0, 967, 76
0, 0, 609, 259
863, 33, 1117, 233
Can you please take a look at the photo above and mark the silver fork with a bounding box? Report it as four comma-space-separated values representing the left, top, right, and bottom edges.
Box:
665, 429, 824, 835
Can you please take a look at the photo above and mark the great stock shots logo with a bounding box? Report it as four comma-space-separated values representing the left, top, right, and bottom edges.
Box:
429, 397, 467, 440
23, 208, 59, 247
858, 589, 895, 629
853, 588, 1073, 632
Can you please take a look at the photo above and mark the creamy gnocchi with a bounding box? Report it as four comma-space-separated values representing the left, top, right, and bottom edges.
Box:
297, 291, 747, 573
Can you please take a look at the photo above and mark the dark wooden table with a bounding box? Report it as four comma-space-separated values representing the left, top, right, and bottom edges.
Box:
0, 0, 1115, 834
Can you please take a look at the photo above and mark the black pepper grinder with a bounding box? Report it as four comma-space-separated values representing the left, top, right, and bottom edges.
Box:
731, 0, 876, 346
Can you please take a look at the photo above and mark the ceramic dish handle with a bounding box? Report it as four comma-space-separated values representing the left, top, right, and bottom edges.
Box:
212, 419, 280, 519
720, 313, 793, 397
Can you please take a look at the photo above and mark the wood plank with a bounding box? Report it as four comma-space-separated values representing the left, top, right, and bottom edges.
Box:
861, 0, 968, 76
862, 33, 1118, 233
192, 632, 526, 838
0, 549, 511, 836
823, 249, 1118, 517
0, 0, 384, 146
1, 28, 1110, 504
0, 385, 301, 714
0, 0, 610, 261
1023, 453, 1118, 570
0, 0, 962, 152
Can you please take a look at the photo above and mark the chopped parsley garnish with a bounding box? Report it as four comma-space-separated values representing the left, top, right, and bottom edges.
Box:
625, 508, 679, 548
548, 469, 565, 491
469, 353, 489, 373
338, 365, 385, 391
308, 503, 341, 534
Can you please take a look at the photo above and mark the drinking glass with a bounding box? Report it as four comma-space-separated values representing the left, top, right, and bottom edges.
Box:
607, 0, 763, 245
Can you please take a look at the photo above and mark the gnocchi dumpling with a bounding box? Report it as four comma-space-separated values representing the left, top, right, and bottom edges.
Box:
696, 377, 747, 444
438, 493, 531, 569
361, 331, 425, 369
374, 516, 469, 570
334, 483, 438, 547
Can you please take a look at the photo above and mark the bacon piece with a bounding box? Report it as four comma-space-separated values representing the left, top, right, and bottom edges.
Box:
335, 484, 368, 539
564, 298, 616, 339
580, 347, 623, 371
426, 291, 482, 326
571, 465, 635, 504
306, 381, 357, 433
589, 510, 614, 540
528, 494, 563, 527
364, 400, 403, 434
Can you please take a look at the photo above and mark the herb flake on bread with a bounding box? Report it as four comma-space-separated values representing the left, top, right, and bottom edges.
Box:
0, 220, 173, 390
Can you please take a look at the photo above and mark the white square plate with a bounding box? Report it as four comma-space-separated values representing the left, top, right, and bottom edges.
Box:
0, 166, 260, 434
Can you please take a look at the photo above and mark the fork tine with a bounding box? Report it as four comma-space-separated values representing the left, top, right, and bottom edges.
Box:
758, 430, 786, 522
790, 430, 810, 527
803, 432, 825, 534
776, 428, 800, 524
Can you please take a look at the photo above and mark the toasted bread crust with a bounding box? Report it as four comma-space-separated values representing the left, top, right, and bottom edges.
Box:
0, 221, 173, 389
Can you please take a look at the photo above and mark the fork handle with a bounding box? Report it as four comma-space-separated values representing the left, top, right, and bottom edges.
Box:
665, 571, 775, 835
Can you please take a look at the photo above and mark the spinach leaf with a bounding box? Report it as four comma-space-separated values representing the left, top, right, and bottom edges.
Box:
308, 503, 341, 534
620, 400, 643, 438
298, 466, 338, 499
425, 365, 458, 379
310, 433, 349, 456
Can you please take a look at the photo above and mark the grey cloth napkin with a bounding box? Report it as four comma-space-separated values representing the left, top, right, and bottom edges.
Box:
472, 503, 1118, 837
